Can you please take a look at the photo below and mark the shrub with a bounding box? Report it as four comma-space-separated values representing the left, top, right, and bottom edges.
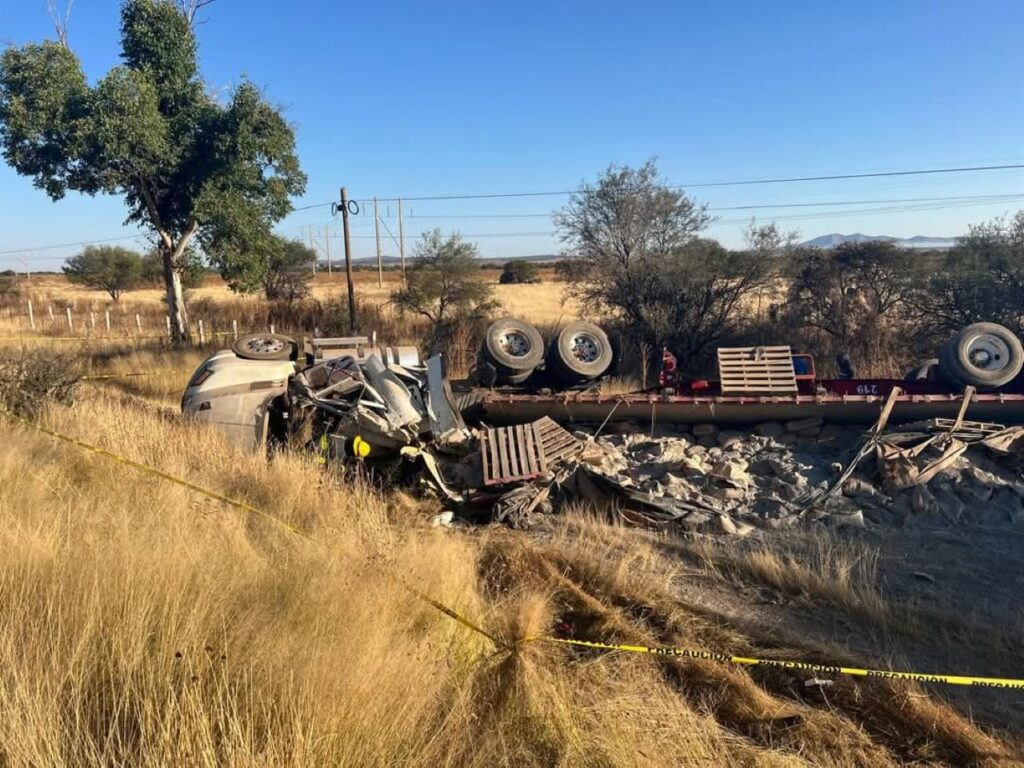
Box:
0, 351, 82, 418
785, 241, 912, 367
391, 229, 498, 355
499, 260, 540, 284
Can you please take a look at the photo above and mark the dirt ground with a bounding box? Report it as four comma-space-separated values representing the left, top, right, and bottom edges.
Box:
661, 520, 1024, 738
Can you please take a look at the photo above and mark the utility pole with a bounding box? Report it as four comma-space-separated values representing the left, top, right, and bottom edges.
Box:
398, 197, 406, 283
373, 196, 383, 288
324, 224, 332, 278
308, 225, 317, 279
340, 187, 357, 332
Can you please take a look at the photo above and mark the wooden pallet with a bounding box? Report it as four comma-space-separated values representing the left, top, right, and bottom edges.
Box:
533, 416, 583, 463
717, 346, 797, 394
480, 417, 580, 486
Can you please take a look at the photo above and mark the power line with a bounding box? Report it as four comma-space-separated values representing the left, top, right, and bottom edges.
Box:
400, 192, 1024, 219
0, 233, 147, 258
7, 178, 1024, 260
349, 163, 1024, 204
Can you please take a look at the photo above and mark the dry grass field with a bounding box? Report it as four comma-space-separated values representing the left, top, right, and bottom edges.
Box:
1, 276, 1023, 765
4, 269, 582, 332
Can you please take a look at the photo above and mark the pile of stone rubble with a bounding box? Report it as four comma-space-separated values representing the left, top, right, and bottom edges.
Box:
556, 417, 1024, 535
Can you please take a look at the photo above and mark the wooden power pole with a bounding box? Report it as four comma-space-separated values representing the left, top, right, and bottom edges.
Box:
340, 187, 357, 332
398, 197, 406, 283
373, 196, 383, 288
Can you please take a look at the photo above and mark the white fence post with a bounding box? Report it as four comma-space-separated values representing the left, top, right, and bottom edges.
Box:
232, 319, 238, 340
27, 300, 35, 331
89, 311, 96, 329
105, 310, 111, 332
65, 307, 73, 332
198, 319, 206, 346
165, 315, 171, 339
135, 314, 142, 334
48, 304, 55, 323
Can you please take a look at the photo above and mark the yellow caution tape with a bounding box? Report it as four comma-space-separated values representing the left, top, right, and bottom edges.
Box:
0, 407, 309, 540
396, 577, 506, 648
80, 371, 154, 381
4, 404, 1024, 691
524, 636, 1024, 689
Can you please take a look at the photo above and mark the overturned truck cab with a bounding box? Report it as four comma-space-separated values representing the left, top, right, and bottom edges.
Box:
182, 332, 467, 458
180, 349, 293, 451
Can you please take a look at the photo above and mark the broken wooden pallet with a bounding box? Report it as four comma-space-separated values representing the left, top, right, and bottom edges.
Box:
480, 417, 580, 486
933, 417, 1005, 440
533, 416, 583, 463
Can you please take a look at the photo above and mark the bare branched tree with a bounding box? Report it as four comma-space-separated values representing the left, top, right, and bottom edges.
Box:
557, 161, 775, 371
178, 0, 217, 25
46, 0, 74, 48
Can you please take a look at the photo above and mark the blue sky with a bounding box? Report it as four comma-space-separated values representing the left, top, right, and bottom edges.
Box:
2, 0, 1024, 269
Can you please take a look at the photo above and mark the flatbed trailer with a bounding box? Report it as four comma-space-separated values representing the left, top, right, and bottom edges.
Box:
477, 380, 1024, 427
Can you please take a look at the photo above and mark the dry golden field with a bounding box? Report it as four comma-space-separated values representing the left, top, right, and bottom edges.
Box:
4, 269, 582, 332
1, 276, 1022, 765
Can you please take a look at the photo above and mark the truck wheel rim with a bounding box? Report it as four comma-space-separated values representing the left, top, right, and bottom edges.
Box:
964, 332, 1010, 371
569, 332, 601, 363
498, 330, 531, 358
244, 336, 286, 354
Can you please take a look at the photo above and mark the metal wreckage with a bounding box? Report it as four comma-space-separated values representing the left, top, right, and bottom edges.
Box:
182, 318, 1024, 530
181, 319, 617, 527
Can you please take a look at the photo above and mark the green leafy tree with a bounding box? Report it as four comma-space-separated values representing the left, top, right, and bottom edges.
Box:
0, 0, 306, 340
63, 245, 143, 302
499, 259, 541, 284
217, 234, 314, 302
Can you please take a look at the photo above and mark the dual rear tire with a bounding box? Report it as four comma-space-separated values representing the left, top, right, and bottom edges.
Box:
480, 318, 613, 386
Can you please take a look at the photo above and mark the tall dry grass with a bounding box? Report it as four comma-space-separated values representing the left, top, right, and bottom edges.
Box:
0, 391, 766, 766
1, 346, 1021, 764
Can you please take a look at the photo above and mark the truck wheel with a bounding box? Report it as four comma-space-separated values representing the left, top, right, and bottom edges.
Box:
481, 318, 544, 384
938, 322, 1024, 389
903, 358, 939, 381
547, 321, 613, 384
233, 333, 298, 361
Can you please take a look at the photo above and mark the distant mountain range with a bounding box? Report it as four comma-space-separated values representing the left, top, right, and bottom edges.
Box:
800, 233, 957, 249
